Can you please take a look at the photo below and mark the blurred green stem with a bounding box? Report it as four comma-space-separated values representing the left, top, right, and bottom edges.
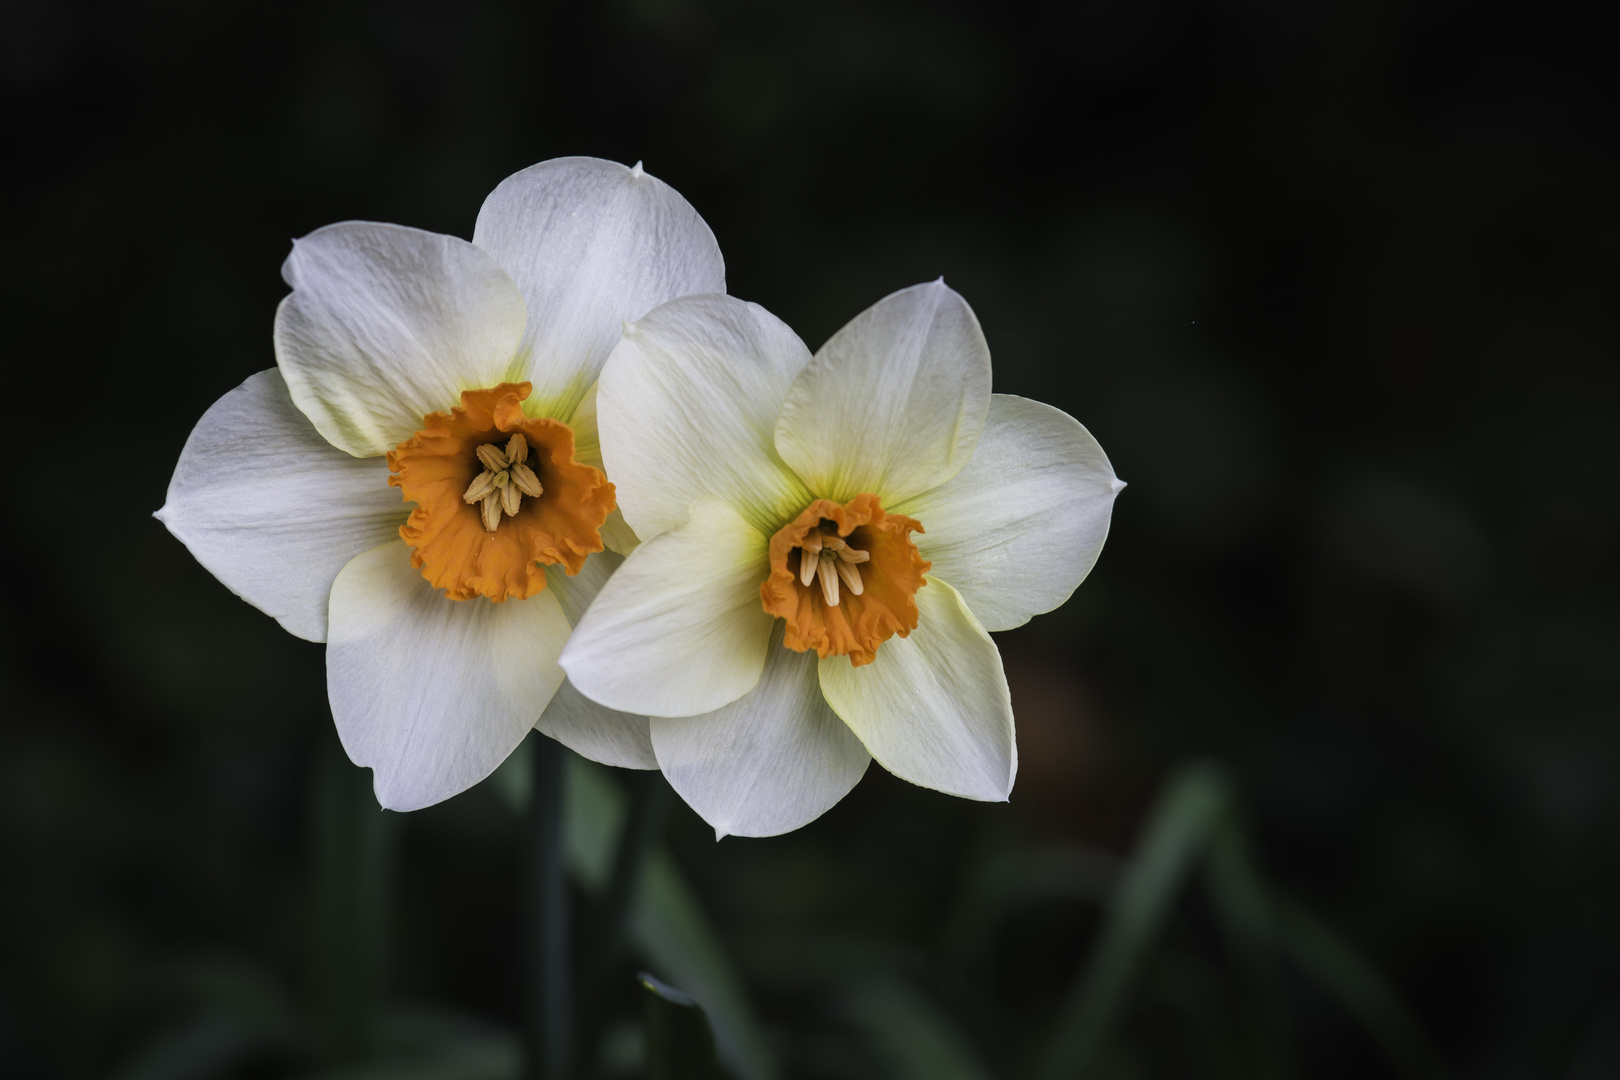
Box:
1036, 763, 1230, 1080
578, 770, 671, 1066
526, 733, 571, 1079
309, 735, 398, 1063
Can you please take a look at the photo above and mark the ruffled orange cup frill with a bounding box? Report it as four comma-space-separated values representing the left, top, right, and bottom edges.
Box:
387, 382, 615, 601
761, 494, 930, 666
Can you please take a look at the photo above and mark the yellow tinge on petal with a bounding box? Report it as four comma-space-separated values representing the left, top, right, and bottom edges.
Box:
387, 382, 615, 601
760, 494, 930, 666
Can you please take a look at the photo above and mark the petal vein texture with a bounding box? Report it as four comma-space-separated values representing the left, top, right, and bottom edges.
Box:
818, 576, 1015, 801
327, 540, 570, 811
896, 394, 1121, 632
275, 222, 528, 457
561, 497, 775, 717
156, 369, 404, 642
775, 280, 992, 505
598, 293, 814, 539
473, 157, 726, 422
538, 553, 657, 769
650, 624, 871, 838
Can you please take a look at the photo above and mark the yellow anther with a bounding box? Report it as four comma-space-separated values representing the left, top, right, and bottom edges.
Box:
476, 443, 508, 472
463, 472, 497, 504
510, 462, 544, 497
480, 491, 503, 532
816, 552, 840, 606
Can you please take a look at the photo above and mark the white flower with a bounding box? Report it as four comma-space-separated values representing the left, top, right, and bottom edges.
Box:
559, 281, 1123, 837
157, 158, 721, 810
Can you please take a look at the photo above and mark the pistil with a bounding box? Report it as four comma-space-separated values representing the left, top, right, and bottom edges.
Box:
462, 432, 545, 532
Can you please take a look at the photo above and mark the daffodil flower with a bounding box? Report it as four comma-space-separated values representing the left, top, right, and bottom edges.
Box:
559, 282, 1123, 837
158, 158, 721, 809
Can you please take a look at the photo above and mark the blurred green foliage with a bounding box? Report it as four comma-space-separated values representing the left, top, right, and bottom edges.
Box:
3, 0, 1618, 1076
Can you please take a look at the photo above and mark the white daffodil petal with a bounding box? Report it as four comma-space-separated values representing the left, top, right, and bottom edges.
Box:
327, 541, 569, 811
775, 280, 992, 505
896, 394, 1122, 632
542, 548, 619, 626
567, 381, 638, 554
473, 157, 725, 420
561, 497, 775, 718
597, 294, 814, 539
535, 554, 657, 768
538, 679, 658, 770
818, 576, 1015, 802
275, 222, 528, 457
650, 624, 871, 839
156, 369, 404, 642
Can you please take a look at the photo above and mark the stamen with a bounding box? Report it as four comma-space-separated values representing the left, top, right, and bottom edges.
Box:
388, 381, 616, 602
816, 552, 840, 606
504, 432, 528, 465
480, 491, 503, 532
476, 443, 509, 472
500, 481, 522, 517
834, 558, 864, 595
509, 462, 543, 497
760, 494, 929, 666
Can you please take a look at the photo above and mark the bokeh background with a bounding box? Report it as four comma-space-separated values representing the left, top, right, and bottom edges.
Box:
3, 0, 1617, 1077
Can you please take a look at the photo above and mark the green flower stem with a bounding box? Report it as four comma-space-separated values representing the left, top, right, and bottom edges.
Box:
309, 733, 398, 1063
525, 732, 572, 1079
579, 770, 672, 1060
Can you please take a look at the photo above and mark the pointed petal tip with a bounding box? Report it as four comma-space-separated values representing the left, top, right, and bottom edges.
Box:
152, 506, 167, 522
630, 160, 646, 178
1111, 477, 1128, 493
714, 826, 729, 841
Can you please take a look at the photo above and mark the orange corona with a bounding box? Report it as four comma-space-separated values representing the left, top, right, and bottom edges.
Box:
387, 383, 615, 601
761, 494, 929, 666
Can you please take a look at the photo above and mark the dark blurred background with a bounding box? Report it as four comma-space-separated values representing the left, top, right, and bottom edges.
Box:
3, 0, 1617, 1077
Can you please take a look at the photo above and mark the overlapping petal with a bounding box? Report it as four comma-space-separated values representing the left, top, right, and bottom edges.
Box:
538, 679, 658, 771
561, 498, 776, 717
275, 222, 528, 457
597, 294, 814, 539
896, 394, 1123, 632
327, 540, 570, 811
536, 554, 657, 769
156, 369, 405, 642
818, 576, 1015, 802
473, 157, 726, 421
567, 381, 639, 555
775, 281, 992, 505
650, 624, 870, 838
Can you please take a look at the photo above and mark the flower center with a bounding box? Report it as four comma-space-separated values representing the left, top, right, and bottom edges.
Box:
760, 494, 930, 666
387, 382, 615, 602
462, 432, 546, 531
